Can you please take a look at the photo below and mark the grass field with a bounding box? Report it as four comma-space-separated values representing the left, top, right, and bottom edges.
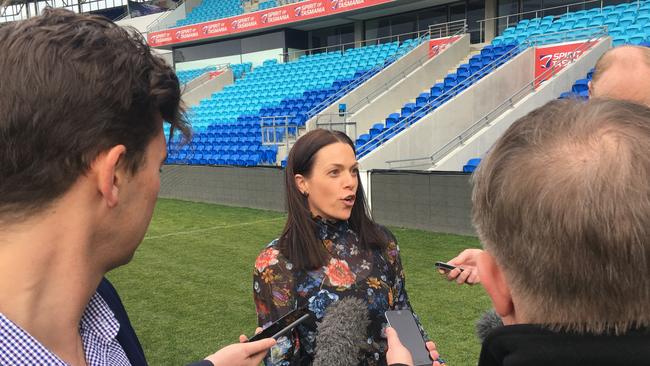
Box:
107, 198, 491, 366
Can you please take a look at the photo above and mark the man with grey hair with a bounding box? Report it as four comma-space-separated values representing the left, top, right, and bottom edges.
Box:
443, 45, 650, 286
588, 45, 650, 106
386, 98, 650, 365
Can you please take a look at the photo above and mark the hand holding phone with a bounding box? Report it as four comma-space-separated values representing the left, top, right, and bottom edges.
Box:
439, 249, 482, 285
434, 261, 461, 273
248, 307, 312, 342
385, 310, 432, 366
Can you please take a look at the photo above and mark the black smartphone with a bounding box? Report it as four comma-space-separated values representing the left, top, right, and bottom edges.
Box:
248, 307, 311, 342
434, 261, 462, 272
385, 310, 432, 366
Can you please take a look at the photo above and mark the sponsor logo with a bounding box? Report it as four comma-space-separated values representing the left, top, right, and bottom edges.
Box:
335, 0, 365, 8
231, 19, 240, 30
294, 6, 302, 16
539, 49, 584, 69
201, 23, 227, 35
331, 0, 339, 9
539, 54, 553, 69
262, 10, 290, 23
175, 28, 199, 40
149, 32, 172, 44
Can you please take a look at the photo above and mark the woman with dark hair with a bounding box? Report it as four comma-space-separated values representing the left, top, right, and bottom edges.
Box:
253, 129, 438, 366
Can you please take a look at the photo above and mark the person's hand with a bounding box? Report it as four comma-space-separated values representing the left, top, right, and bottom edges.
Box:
442, 249, 482, 285
238, 327, 263, 343
386, 328, 443, 366
204, 335, 275, 366
425, 341, 443, 366
386, 327, 413, 366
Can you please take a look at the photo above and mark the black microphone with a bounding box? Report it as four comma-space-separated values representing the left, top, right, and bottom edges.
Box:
476, 308, 504, 342
313, 297, 370, 366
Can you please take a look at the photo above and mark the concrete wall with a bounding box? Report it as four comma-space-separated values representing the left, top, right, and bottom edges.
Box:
433, 38, 611, 171
147, 2, 187, 32
350, 35, 471, 137
371, 171, 474, 236
359, 47, 536, 171
182, 68, 234, 107
160, 165, 285, 211
305, 35, 470, 137
116, 12, 166, 34
159, 165, 474, 235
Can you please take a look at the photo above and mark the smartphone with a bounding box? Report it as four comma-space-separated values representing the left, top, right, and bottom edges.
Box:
385, 310, 432, 366
248, 307, 312, 342
434, 261, 462, 273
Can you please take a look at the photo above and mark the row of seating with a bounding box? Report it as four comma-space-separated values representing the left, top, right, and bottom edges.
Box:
493, 1, 650, 47
176, 63, 252, 85
176, 0, 243, 27
166, 38, 423, 166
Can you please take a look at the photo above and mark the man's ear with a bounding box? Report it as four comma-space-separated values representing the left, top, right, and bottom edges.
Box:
93, 145, 127, 208
478, 250, 516, 324
294, 174, 308, 195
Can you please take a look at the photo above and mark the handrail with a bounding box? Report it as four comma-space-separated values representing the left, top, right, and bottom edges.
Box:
356, 35, 529, 158
385, 27, 607, 169
309, 20, 467, 129
146, 0, 185, 32
343, 27, 467, 119
281, 29, 430, 61
259, 21, 468, 149
301, 29, 433, 124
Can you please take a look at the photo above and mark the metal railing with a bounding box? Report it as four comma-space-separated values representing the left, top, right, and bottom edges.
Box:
429, 19, 468, 39
261, 116, 293, 152
477, 0, 642, 42
385, 27, 607, 170
281, 29, 431, 62
317, 20, 467, 126
146, 0, 185, 32
182, 62, 231, 91
260, 21, 469, 150
356, 38, 528, 159
315, 118, 357, 140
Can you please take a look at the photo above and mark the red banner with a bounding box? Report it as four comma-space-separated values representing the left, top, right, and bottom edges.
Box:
428, 35, 460, 58
534, 40, 597, 86
148, 0, 394, 47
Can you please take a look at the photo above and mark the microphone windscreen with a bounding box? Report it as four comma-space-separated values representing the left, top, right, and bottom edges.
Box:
476, 308, 504, 342
313, 297, 370, 366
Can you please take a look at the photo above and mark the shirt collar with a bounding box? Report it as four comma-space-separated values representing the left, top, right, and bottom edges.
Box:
312, 215, 350, 240
80, 292, 121, 342
0, 291, 120, 364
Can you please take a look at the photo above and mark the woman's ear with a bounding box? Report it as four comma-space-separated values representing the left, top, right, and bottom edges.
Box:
294, 174, 309, 196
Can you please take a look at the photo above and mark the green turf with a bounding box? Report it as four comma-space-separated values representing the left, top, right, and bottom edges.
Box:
107, 198, 491, 366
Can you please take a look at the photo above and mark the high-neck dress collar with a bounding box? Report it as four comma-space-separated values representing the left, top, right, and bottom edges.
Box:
312, 215, 350, 240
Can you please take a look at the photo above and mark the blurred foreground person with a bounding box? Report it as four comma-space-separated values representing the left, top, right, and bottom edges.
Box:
388, 99, 650, 366
0, 8, 274, 366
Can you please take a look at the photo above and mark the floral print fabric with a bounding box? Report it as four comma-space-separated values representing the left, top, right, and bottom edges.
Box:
253, 218, 428, 366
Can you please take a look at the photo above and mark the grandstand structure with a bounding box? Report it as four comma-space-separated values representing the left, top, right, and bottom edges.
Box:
4, 0, 649, 174
135, 0, 646, 172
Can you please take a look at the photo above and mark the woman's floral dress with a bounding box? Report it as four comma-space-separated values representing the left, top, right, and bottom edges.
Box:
253, 218, 428, 366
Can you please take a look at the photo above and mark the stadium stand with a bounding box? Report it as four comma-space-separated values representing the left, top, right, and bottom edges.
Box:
354, 42, 521, 158
354, 1, 650, 160
492, 1, 650, 47
176, 0, 244, 27
176, 63, 252, 85
166, 38, 423, 166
